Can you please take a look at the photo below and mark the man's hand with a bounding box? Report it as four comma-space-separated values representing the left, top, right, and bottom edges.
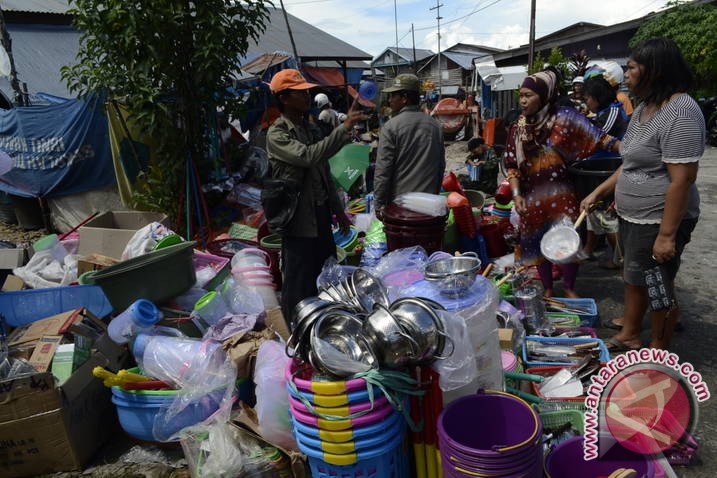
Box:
343, 97, 369, 132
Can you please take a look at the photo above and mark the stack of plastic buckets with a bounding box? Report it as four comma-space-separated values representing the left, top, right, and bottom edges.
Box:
381, 204, 446, 255
231, 248, 278, 309
285, 360, 410, 477
545, 436, 655, 478
438, 391, 543, 478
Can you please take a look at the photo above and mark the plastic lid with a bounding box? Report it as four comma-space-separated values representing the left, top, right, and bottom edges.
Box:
359, 80, 378, 101
129, 299, 162, 326
153, 234, 183, 250
397, 276, 495, 311
33, 234, 59, 252
194, 291, 219, 311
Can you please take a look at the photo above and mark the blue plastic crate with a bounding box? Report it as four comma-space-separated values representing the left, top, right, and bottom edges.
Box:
1, 284, 113, 327
522, 335, 610, 368
545, 297, 598, 327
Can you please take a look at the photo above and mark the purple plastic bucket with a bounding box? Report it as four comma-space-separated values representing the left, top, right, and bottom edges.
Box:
442, 457, 543, 478
545, 436, 655, 478
438, 391, 541, 459
441, 439, 542, 475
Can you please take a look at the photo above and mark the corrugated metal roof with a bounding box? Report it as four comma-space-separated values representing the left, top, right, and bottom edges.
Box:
442, 51, 480, 70
248, 8, 371, 61
0, 23, 79, 98
0, 0, 70, 14
0, 5, 371, 99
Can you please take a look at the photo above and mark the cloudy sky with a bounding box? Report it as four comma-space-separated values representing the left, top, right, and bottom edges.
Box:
282, 0, 669, 57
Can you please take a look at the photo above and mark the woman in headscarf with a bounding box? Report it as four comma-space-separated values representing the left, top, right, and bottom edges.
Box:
504, 68, 620, 298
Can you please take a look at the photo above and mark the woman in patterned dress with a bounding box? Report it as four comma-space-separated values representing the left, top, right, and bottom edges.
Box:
504, 68, 620, 298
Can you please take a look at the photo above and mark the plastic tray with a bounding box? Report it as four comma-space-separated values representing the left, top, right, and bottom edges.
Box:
193, 251, 230, 291
522, 336, 609, 369
545, 297, 598, 327
2, 284, 113, 326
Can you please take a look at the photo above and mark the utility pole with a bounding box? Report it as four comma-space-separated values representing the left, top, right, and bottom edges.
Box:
278, 0, 300, 67
411, 23, 417, 73
528, 0, 536, 72
0, 8, 24, 106
429, 1, 443, 100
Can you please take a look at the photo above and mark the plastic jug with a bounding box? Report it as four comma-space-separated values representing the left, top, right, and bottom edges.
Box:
107, 299, 163, 344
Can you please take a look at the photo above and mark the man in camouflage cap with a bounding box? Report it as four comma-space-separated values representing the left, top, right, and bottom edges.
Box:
374, 74, 445, 217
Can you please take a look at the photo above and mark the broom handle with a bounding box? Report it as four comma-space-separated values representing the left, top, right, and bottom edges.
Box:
574, 209, 588, 229
59, 212, 99, 240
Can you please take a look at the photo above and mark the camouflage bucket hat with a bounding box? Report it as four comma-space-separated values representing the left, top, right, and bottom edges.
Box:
383, 74, 421, 93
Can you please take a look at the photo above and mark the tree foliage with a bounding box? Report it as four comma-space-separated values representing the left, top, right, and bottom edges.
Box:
631, 0, 717, 95
61, 0, 271, 217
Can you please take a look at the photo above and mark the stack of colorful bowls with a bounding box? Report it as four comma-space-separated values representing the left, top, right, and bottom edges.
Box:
285, 359, 410, 477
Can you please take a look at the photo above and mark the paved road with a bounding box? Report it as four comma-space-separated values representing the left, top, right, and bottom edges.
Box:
573, 145, 717, 477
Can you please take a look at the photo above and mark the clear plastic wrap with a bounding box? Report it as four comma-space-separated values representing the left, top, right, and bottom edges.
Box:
430, 309, 478, 391
253, 340, 297, 451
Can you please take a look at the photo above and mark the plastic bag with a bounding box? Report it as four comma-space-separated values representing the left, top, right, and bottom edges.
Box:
313, 337, 373, 376
180, 421, 245, 477
431, 309, 478, 391
149, 337, 237, 442
12, 238, 79, 288
122, 222, 177, 260
316, 256, 356, 289
253, 340, 297, 451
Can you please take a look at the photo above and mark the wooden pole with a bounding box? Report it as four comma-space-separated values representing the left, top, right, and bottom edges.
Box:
528, 0, 536, 72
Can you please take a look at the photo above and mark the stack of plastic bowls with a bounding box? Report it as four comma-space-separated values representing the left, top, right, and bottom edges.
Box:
285, 360, 409, 477
231, 248, 278, 309
438, 390, 543, 478
110, 368, 224, 442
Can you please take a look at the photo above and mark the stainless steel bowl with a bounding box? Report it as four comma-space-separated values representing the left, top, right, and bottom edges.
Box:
351, 268, 390, 312
309, 310, 377, 377
390, 297, 451, 363
362, 303, 419, 368
424, 253, 481, 295
287, 300, 344, 360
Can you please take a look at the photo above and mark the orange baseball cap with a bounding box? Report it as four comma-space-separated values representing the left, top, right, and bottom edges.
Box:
269, 69, 317, 93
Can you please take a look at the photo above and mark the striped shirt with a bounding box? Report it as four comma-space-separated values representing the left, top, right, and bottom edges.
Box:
615, 93, 705, 224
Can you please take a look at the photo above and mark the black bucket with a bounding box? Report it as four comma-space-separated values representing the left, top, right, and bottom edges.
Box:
568, 157, 622, 204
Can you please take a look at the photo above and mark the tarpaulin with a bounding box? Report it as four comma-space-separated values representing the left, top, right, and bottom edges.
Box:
0, 94, 115, 198
106, 101, 156, 205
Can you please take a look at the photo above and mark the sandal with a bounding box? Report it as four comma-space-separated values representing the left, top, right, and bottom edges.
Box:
606, 337, 641, 353
603, 318, 623, 330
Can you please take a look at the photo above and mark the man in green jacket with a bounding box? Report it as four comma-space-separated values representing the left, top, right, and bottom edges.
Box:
266, 69, 365, 326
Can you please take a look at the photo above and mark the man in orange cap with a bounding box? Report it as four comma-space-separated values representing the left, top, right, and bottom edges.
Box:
265, 69, 366, 325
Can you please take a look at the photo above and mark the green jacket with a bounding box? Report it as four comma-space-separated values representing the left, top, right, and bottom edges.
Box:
266, 115, 350, 237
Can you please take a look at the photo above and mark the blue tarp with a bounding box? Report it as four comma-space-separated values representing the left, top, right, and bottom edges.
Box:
0, 94, 115, 198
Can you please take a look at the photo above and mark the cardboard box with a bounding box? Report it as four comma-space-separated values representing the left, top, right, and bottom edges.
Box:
8, 309, 83, 347
0, 333, 130, 478
1, 274, 25, 291
0, 247, 26, 269
78, 211, 169, 259
77, 253, 120, 276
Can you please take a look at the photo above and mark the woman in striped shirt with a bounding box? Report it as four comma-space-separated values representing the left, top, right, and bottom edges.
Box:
580, 38, 705, 351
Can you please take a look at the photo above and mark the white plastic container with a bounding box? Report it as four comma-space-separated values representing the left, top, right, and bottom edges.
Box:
32, 234, 68, 263
192, 291, 230, 325
107, 299, 163, 344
